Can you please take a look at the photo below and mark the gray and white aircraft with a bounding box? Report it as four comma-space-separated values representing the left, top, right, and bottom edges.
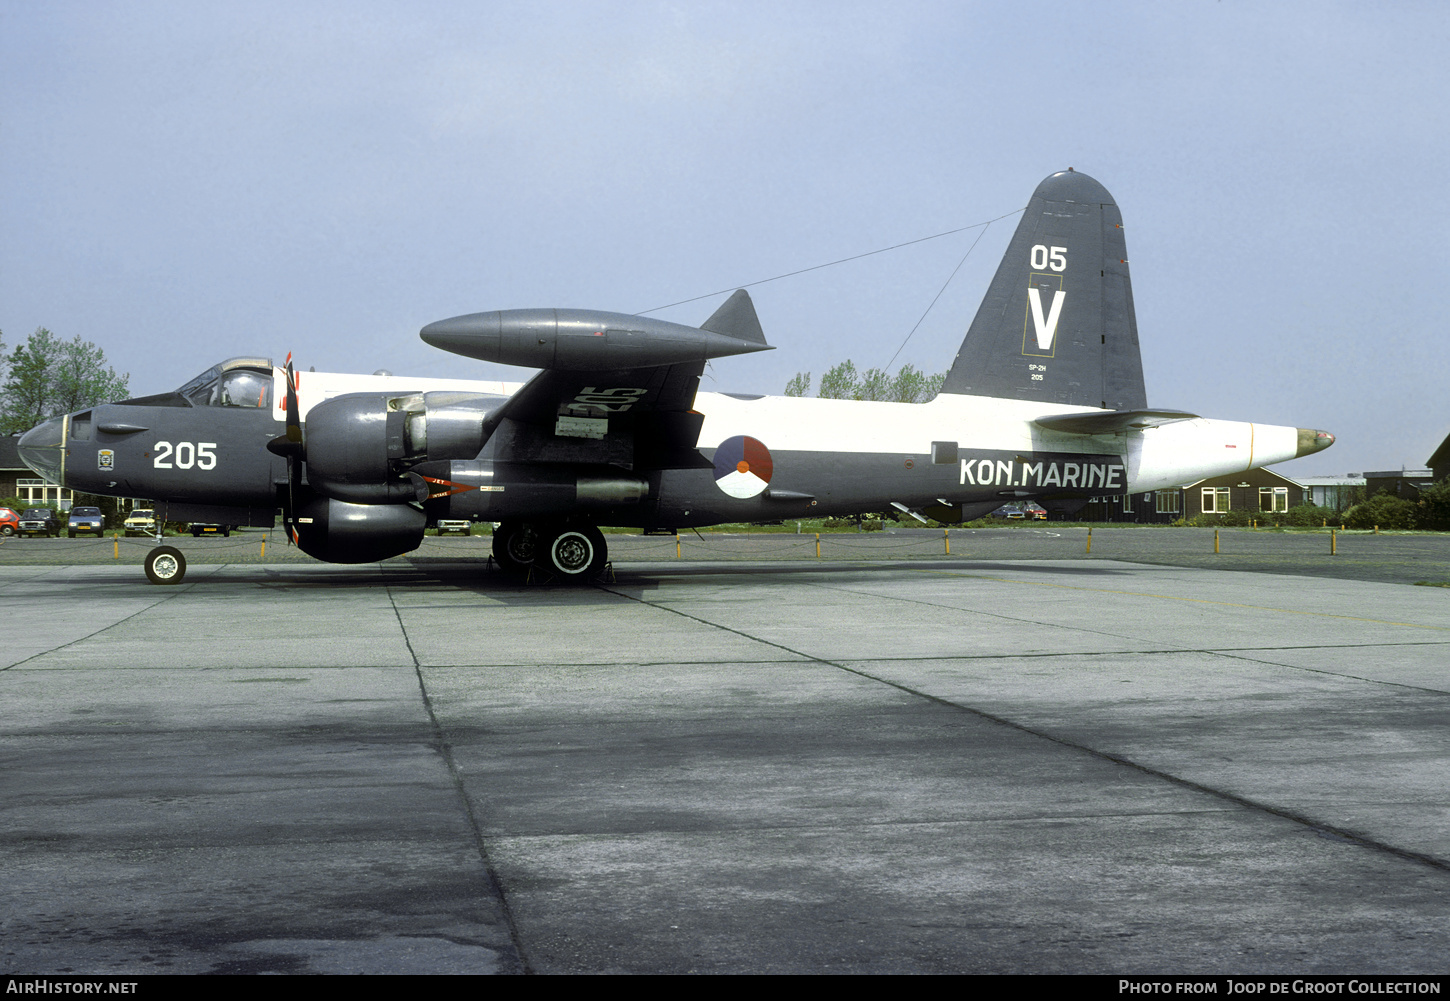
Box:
18, 170, 1333, 584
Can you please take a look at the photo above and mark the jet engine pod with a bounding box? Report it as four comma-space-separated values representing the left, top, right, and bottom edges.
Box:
292, 496, 426, 563
420, 309, 771, 371
417, 460, 649, 522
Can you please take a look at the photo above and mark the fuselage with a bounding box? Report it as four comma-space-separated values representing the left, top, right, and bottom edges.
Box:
19, 362, 1323, 531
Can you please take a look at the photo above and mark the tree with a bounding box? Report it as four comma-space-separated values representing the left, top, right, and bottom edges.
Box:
1416, 478, 1450, 531
0, 327, 130, 434
817, 360, 860, 400
785, 359, 945, 403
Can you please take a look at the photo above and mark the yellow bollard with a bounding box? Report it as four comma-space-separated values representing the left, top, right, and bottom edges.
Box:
260, 537, 266, 559
1331, 529, 1337, 555
113, 533, 119, 559
815, 532, 821, 558
1375, 525, 1379, 535
676, 532, 681, 558
1214, 529, 1220, 554
943, 528, 950, 555
1086, 527, 1092, 553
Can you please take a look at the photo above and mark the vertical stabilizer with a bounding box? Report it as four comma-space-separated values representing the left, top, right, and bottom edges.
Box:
941, 170, 1146, 410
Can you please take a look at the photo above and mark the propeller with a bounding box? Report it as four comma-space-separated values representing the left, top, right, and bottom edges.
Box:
266, 354, 305, 543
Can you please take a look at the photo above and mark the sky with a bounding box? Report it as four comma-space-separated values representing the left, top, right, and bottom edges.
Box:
2, 0, 1447, 477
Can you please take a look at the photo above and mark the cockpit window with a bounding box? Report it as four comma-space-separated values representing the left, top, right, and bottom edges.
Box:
219, 370, 271, 408
178, 366, 222, 406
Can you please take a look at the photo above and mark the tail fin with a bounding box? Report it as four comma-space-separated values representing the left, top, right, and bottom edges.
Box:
941, 170, 1146, 410
700, 288, 767, 345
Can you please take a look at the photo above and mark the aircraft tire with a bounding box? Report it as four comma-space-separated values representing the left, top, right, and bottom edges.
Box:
539, 524, 607, 582
491, 521, 539, 575
144, 545, 187, 585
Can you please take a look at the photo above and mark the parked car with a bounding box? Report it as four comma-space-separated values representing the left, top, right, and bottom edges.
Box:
124, 508, 157, 536
990, 504, 1025, 519
0, 507, 18, 537
68, 506, 106, 537
435, 520, 472, 536
1023, 502, 1048, 520
189, 523, 232, 537
18, 508, 62, 537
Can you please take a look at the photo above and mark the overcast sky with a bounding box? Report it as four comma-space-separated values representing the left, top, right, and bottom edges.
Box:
3, 1, 1446, 476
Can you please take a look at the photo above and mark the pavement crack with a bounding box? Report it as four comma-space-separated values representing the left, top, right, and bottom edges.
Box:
385, 576, 533, 974
598, 583, 1450, 877
0, 580, 200, 672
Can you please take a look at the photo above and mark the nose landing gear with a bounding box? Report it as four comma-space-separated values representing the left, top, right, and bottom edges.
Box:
144, 545, 187, 585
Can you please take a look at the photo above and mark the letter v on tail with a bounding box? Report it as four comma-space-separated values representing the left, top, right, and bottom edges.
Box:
1026, 287, 1065, 352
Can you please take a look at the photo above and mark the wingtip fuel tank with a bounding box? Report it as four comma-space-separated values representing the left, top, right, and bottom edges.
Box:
420, 308, 772, 371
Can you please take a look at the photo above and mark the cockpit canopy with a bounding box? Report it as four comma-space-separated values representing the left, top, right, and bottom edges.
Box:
119, 357, 274, 409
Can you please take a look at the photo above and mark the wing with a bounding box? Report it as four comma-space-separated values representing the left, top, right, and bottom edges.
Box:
422, 290, 770, 471
480, 361, 710, 469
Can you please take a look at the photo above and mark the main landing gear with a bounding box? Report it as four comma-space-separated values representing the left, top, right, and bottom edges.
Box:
492, 520, 608, 583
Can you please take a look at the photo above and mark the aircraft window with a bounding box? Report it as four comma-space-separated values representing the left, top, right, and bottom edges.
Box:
178, 366, 222, 407
184, 378, 219, 406
218, 370, 271, 408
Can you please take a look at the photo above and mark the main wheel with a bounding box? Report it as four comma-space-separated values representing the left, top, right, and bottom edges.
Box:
144, 545, 187, 585
491, 521, 539, 575
539, 524, 607, 582
1, 526, 13, 536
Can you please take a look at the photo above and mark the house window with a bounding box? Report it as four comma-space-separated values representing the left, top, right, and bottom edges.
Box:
1202, 487, 1230, 514
1259, 487, 1289, 513
16, 477, 74, 508
1156, 491, 1181, 514
1123, 493, 1133, 513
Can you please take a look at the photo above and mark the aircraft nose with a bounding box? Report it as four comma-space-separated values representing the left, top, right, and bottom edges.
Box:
17, 416, 66, 483
1295, 428, 1335, 457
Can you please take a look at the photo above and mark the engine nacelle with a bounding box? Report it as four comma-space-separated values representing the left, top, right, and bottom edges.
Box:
304, 391, 505, 502
292, 496, 426, 563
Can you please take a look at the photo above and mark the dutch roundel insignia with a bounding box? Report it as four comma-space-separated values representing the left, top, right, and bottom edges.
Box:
712, 435, 773, 499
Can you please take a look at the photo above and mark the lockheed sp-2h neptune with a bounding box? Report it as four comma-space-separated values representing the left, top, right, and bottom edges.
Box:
18, 170, 1333, 584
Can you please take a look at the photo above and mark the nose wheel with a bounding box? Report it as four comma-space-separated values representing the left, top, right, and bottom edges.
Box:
144, 545, 187, 585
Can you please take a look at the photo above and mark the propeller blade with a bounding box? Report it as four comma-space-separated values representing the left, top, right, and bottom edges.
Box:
284, 354, 302, 444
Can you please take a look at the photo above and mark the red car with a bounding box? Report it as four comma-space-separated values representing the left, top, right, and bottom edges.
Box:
0, 507, 18, 536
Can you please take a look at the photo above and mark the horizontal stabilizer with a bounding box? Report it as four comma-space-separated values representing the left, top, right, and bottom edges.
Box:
700, 289, 767, 345
1033, 409, 1198, 435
